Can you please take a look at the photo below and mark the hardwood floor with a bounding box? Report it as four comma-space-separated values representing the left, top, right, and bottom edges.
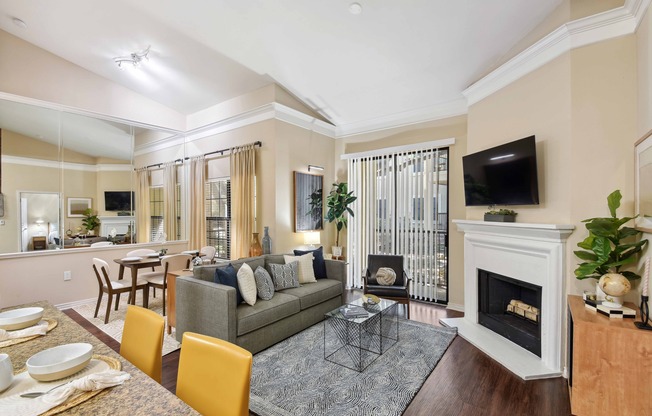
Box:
64, 290, 571, 416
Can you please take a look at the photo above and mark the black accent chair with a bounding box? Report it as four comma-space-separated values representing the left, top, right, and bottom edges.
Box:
363, 254, 411, 319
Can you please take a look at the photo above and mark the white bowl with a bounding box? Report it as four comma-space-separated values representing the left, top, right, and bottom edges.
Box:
27, 343, 93, 381
0, 307, 44, 330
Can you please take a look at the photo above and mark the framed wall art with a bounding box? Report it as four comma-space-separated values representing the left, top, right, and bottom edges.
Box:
67, 197, 91, 218
294, 171, 323, 232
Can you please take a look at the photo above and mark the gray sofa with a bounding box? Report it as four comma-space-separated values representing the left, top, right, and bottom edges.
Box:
175, 254, 345, 354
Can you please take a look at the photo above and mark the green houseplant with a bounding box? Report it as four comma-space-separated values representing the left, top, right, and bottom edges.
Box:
81, 208, 101, 235
574, 189, 647, 281
484, 208, 517, 222
325, 182, 356, 256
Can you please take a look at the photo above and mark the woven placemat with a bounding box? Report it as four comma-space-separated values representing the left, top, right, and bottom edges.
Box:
41, 354, 121, 416
0, 318, 58, 348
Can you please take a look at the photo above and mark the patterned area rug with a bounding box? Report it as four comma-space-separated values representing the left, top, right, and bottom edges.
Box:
250, 319, 457, 416
71, 292, 181, 355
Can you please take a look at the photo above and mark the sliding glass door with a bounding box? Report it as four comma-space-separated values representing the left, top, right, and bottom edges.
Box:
347, 146, 449, 304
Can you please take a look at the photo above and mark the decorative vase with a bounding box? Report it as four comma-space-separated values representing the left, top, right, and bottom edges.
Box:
250, 232, 263, 257
598, 273, 631, 308
262, 226, 272, 254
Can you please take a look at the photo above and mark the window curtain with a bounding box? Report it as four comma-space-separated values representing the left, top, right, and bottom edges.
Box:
230, 144, 256, 259
188, 155, 206, 250
163, 162, 177, 241
347, 147, 449, 303
136, 168, 151, 243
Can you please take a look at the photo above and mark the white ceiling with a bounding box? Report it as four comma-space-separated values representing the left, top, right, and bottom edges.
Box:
0, 0, 564, 133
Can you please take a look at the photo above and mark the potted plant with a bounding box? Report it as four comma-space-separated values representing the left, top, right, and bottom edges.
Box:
325, 182, 356, 257
484, 208, 517, 222
82, 208, 101, 235
574, 190, 648, 307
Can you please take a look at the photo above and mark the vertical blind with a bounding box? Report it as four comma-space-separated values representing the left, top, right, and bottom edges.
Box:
347, 145, 449, 303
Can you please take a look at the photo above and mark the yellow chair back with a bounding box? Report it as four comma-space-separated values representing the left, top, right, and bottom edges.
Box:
177, 332, 253, 416
120, 305, 164, 383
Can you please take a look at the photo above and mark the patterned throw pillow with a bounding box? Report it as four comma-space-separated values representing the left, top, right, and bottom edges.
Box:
293, 246, 327, 279
284, 253, 316, 284
236, 263, 257, 306
268, 262, 300, 290
376, 267, 397, 286
254, 266, 275, 300
214, 264, 244, 304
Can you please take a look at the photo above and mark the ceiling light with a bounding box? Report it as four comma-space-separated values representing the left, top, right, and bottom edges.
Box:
12, 17, 27, 29
113, 45, 150, 70
349, 3, 363, 15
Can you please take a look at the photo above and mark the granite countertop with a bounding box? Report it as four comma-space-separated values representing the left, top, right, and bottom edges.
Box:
1, 301, 198, 415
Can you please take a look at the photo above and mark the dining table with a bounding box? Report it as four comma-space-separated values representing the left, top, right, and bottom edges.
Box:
0, 301, 198, 415
113, 257, 162, 307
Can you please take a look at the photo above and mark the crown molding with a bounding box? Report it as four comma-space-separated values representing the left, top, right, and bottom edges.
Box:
135, 102, 338, 156
335, 98, 468, 138
464, 0, 651, 106
4, 155, 131, 172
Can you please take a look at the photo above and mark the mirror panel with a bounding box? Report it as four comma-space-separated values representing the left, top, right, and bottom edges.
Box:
0, 100, 62, 253
0, 97, 183, 255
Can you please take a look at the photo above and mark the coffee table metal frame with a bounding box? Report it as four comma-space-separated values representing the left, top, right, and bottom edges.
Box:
324, 297, 399, 372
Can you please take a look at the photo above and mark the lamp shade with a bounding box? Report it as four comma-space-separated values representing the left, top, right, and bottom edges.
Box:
303, 232, 321, 246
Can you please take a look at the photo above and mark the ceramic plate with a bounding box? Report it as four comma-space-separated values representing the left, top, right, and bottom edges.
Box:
0, 307, 44, 331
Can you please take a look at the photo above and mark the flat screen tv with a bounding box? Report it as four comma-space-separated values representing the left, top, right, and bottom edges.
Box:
463, 136, 540, 206
104, 191, 134, 211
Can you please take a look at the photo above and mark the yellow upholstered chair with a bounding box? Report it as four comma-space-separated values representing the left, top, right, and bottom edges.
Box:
177, 332, 253, 416
120, 305, 164, 383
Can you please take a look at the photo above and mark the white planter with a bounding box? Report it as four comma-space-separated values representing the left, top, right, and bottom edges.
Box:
332, 246, 342, 257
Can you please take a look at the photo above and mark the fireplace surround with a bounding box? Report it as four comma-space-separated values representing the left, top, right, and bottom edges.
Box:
442, 220, 573, 380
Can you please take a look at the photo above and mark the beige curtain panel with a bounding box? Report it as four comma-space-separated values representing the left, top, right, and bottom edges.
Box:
230, 143, 256, 259
163, 162, 177, 241
136, 168, 151, 243
188, 155, 206, 250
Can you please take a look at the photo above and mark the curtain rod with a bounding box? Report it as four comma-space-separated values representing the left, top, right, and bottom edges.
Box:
185, 140, 262, 160
137, 141, 262, 171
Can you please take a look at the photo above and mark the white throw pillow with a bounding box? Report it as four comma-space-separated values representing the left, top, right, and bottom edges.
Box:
237, 263, 257, 306
284, 253, 317, 284
376, 267, 397, 286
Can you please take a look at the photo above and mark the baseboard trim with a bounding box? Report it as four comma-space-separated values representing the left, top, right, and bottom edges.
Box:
446, 303, 464, 313
55, 298, 96, 311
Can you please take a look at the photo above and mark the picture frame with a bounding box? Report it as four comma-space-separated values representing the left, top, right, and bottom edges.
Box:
294, 171, 323, 232
67, 197, 91, 218
635, 129, 652, 232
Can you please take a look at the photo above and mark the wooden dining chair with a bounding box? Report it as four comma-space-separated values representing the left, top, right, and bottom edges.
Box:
145, 254, 191, 316
177, 332, 252, 416
127, 248, 161, 295
92, 258, 149, 324
200, 246, 216, 264
120, 305, 165, 383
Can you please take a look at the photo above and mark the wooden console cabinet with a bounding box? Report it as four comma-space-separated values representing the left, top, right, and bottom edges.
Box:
166, 269, 193, 335
567, 295, 652, 415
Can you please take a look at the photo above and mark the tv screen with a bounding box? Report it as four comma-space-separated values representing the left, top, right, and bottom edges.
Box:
463, 136, 539, 206
104, 191, 134, 211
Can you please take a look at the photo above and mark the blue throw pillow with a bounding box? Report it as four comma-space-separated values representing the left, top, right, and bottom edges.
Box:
294, 246, 327, 279
214, 264, 244, 304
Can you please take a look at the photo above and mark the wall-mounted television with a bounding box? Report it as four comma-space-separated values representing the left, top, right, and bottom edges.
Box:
463, 136, 540, 206
104, 191, 134, 212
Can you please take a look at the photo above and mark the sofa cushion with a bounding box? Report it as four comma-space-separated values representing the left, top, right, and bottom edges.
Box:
268, 262, 300, 290
254, 266, 275, 300
236, 292, 301, 336
293, 246, 327, 279
280, 279, 343, 310
214, 264, 244, 304
237, 263, 257, 306
284, 253, 316, 284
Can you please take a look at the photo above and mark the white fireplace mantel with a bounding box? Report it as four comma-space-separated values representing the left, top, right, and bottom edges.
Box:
442, 220, 574, 380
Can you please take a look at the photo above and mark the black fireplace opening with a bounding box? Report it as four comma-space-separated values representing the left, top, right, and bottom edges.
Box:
478, 269, 542, 357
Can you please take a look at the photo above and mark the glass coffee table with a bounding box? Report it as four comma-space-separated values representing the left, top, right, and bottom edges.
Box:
324, 297, 399, 372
